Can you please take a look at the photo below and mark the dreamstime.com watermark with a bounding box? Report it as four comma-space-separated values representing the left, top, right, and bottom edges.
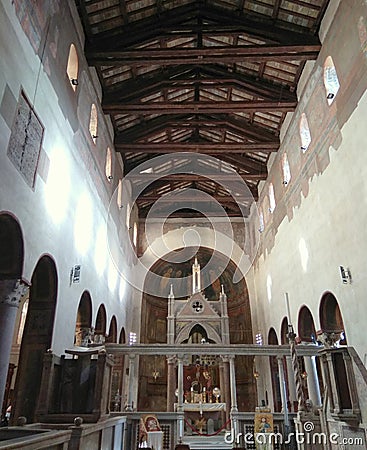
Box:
224, 421, 365, 446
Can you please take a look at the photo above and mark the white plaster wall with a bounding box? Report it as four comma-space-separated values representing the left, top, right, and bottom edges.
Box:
0, 2, 135, 354
252, 87, 367, 363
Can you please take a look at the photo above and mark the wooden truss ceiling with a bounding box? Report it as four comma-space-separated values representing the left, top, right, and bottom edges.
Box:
76, 0, 329, 217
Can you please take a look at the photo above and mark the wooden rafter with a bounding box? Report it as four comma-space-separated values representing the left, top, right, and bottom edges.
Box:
104, 99, 297, 114
87, 44, 321, 67
115, 142, 279, 153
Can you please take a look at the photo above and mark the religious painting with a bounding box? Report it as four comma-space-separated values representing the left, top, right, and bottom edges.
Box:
254, 412, 273, 434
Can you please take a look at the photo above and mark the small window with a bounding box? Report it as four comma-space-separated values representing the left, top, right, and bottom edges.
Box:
105, 147, 113, 181
117, 179, 123, 208
268, 183, 276, 213
299, 113, 311, 152
67, 44, 79, 91
259, 209, 265, 233
133, 222, 138, 247
282, 153, 291, 186
129, 332, 137, 345
89, 104, 98, 144
323, 56, 340, 105
126, 202, 131, 229
255, 333, 263, 345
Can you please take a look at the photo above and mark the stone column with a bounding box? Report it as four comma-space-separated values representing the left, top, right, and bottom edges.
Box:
218, 361, 226, 426
285, 355, 297, 412
304, 355, 321, 406
166, 356, 176, 411
222, 357, 231, 425
126, 354, 136, 411
277, 357, 289, 428
228, 355, 239, 439
177, 356, 184, 440
0, 279, 29, 412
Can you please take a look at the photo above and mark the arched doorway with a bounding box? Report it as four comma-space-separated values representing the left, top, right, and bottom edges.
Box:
268, 328, 281, 412
319, 292, 347, 344
0, 214, 24, 422
12, 255, 58, 423
74, 291, 92, 346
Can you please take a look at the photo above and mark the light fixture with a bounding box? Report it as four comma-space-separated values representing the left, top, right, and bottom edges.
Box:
253, 371, 260, 379
301, 371, 308, 379
70, 78, 78, 86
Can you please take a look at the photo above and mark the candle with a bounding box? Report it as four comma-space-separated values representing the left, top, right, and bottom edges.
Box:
285, 292, 291, 324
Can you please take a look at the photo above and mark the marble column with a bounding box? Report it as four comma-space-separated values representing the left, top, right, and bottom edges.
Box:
126, 354, 136, 411
166, 356, 176, 411
277, 357, 289, 427
222, 357, 231, 425
218, 361, 227, 426
0, 279, 29, 413
304, 355, 321, 406
177, 356, 184, 440
228, 356, 239, 439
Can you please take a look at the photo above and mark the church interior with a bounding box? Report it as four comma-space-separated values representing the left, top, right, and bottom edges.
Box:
1, 0, 367, 449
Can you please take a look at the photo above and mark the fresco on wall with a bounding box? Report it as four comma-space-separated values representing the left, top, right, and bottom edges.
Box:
145, 246, 247, 304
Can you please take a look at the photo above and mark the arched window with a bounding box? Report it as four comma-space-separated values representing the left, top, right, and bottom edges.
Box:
323, 56, 340, 105
105, 147, 113, 181
282, 153, 291, 186
117, 179, 123, 208
126, 202, 131, 229
259, 209, 265, 232
66, 44, 79, 91
89, 104, 98, 144
299, 113, 311, 152
268, 183, 276, 213
133, 222, 138, 247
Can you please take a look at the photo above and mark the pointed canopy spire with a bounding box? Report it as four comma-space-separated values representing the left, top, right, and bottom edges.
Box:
192, 256, 201, 293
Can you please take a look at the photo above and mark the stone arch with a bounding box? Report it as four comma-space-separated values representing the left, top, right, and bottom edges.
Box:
280, 317, 288, 345
12, 255, 58, 423
107, 315, 118, 343
268, 327, 281, 412
176, 322, 222, 344
0, 213, 24, 279
319, 291, 347, 344
74, 291, 92, 346
298, 305, 316, 343
0, 213, 25, 420
95, 303, 107, 338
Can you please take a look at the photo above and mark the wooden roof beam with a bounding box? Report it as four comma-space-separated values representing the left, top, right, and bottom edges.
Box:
129, 173, 267, 182
104, 99, 297, 115
87, 44, 321, 66
115, 142, 279, 153
136, 194, 256, 203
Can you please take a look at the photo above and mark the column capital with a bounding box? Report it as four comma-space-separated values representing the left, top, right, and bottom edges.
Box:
166, 355, 177, 365
0, 279, 29, 307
